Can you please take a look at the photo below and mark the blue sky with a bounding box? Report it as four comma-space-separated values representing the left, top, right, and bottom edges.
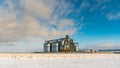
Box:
0, 0, 120, 52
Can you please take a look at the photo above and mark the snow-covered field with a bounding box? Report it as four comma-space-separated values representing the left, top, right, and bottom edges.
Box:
0, 53, 120, 68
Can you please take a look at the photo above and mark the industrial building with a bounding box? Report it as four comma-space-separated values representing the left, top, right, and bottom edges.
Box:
44, 35, 79, 52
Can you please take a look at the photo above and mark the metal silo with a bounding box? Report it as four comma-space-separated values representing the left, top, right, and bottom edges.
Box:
74, 43, 79, 52
74, 46, 79, 52
60, 40, 64, 51
62, 40, 64, 45
52, 42, 58, 52
44, 43, 50, 52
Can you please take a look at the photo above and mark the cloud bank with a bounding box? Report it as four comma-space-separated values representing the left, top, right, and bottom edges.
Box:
0, 0, 82, 52
0, 0, 78, 42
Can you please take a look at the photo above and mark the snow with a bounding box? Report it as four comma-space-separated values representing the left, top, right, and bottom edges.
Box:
0, 53, 120, 68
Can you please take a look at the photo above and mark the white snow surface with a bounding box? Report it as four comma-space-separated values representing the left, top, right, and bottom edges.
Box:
0, 53, 120, 68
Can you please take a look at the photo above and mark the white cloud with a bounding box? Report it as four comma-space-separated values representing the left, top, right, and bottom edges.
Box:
0, 0, 78, 41
89, 0, 111, 12
106, 12, 120, 20
20, 0, 53, 19
58, 19, 74, 30
0, 0, 81, 52
0, 1, 26, 42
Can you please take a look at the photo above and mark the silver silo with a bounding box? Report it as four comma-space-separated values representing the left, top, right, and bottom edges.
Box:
52, 42, 58, 52
74, 46, 79, 52
60, 40, 64, 51
44, 43, 50, 52
74, 43, 79, 52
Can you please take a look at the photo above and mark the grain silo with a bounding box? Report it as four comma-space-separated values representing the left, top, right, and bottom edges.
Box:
44, 42, 50, 52
52, 42, 59, 52
74, 43, 79, 52
44, 35, 79, 52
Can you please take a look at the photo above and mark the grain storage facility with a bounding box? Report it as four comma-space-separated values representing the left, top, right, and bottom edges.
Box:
44, 35, 79, 52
